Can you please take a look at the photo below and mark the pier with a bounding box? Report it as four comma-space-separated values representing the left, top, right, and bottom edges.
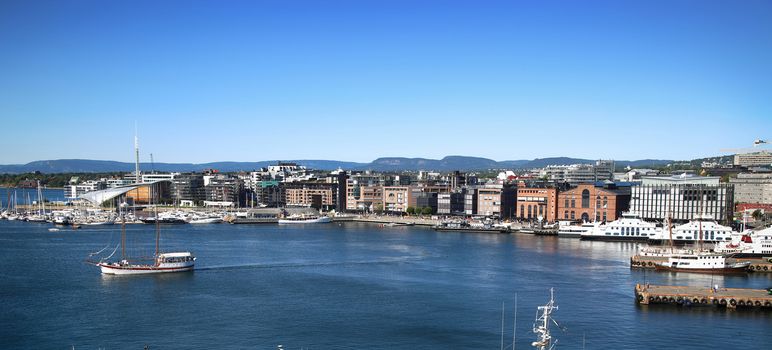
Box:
635, 284, 772, 309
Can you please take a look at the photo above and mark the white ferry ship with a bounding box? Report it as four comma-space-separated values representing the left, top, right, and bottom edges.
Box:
649, 215, 733, 244
557, 221, 599, 238
580, 212, 662, 242
714, 226, 772, 258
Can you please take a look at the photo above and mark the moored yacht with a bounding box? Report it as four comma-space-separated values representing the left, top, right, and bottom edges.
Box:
278, 214, 331, 224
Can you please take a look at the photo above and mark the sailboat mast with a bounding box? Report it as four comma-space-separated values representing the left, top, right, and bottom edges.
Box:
134, 124, 141, 185
121, 213, 126, 259
155, 184, 160, 257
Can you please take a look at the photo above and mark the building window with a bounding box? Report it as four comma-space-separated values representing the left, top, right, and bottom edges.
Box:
581, 189, 590, 208
570, 211, 575, 220
564, 198, 569, 208
564, 211, 569, 219
520, 204, 524, 218
571, 199, 575, 208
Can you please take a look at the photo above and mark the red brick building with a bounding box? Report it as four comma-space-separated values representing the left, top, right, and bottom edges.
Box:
557, 183, 630, 223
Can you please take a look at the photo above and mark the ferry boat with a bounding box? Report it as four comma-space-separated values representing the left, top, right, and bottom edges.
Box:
654, 252, 750, 274
557, 221, 599, 238
278, 214, 332, 224
580, 212, 662, 242
649, 215, 734, 244
714, 226, 772, 258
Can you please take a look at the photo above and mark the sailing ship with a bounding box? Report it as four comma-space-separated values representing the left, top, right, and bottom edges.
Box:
532, 288, 560, 350
654, 253, 750, 274
87, 132, 195, 275
89, 208, 196, 275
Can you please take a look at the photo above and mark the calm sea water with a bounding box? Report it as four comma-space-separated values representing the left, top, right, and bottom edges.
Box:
1, 221, 770, 349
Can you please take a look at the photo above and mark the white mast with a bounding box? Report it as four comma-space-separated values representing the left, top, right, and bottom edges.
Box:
135, 123, 141, 184
532, 288, 558, 350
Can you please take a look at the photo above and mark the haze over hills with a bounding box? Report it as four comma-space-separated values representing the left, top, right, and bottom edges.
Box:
0, 156, 681, 174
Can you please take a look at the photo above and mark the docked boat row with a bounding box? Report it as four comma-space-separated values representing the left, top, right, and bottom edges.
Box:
559, 212, 736, 244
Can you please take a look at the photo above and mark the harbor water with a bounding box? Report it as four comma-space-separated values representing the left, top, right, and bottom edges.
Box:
1, 221, 771, 349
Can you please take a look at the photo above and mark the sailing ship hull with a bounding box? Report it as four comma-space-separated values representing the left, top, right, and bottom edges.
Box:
98, 263, 194, 275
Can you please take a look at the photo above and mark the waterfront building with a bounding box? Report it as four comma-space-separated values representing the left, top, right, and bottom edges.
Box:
474, 186, 502, 217
557, 183, 631, 223
283, 181, 338, 210
438, 191, 466, 215
383, 186, 413, 213
734, 151, 772, 167
256, 180, 282, 207
629, 174, 734, 224
204, 175, 242, 207
516, 186, 558, 222
464, 190, 478, 215
171, 173, 206, 206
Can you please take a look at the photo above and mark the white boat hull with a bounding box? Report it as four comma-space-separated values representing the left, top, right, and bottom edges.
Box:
278, 217, 332, 224
98, 262, 194, 275
189, 218, 223, 224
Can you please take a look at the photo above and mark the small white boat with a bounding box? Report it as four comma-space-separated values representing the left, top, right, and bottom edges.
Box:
189, 217, 223, 224
48, 228, 60, 232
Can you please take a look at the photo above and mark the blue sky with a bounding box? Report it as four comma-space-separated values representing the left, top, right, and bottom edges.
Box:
0, 0, 770, 164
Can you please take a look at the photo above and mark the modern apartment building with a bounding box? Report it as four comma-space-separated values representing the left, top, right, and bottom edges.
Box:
629, 175, 734, 224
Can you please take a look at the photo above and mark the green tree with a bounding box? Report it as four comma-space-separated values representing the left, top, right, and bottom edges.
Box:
406, 206, 415, 215
752, 209, 763, 221
421, 206, 433, 215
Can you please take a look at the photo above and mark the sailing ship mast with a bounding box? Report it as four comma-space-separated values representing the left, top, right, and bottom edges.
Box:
532, 288, 559, 350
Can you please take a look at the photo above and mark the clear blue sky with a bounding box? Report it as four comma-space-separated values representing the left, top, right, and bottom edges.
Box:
1, 0, 770, 164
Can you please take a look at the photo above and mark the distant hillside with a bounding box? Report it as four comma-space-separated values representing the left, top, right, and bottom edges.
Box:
0, 156, 691, 174
0, 159, 366, 174
363, 156, 503, 171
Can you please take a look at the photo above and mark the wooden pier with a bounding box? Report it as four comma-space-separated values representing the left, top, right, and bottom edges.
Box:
635, 284, 772, 309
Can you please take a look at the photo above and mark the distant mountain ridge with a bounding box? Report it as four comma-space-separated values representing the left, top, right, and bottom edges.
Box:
0, 156, 678, 174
